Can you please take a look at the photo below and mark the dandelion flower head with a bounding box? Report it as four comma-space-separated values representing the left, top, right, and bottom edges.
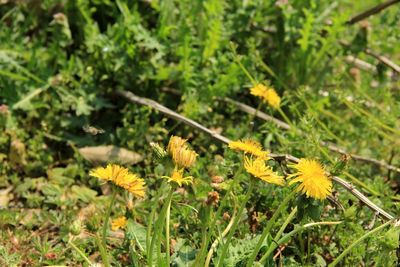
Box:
287, 158, 332, 200
90, 164, 146, 198
229, 139, 270, 160
244, 156, 284, 186
250, 83, 281, 109
111, 216, 127, 231
163, 167, 193, 187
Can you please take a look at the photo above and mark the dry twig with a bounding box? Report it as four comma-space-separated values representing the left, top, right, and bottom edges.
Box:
222, 97, 400, 174
347, 0, 400, 25
344, 55, 377, 74
118, 90, 394, 221
364, 48, 400, 74
340, 40, 400, 75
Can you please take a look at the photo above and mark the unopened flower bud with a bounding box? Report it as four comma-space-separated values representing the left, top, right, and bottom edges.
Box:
223, 212, 231, 221
150, 142, 167, 160
70, 219, 83, 235
205, 191, 220, 206
211, 175, 224, 184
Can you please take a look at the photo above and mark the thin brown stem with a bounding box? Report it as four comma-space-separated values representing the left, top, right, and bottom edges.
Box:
118, 90, 394, 221
346, 0, 400, 25
222, 97, 400, 174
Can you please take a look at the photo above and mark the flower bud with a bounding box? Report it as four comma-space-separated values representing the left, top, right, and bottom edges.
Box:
150, 142, 167, 160
70, 219, 83, 235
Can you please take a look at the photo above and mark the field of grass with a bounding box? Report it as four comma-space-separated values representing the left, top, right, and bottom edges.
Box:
0, 0, 399, 266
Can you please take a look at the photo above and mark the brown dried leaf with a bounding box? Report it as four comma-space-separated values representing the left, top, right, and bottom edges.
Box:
0, 187, 13, 208
9, 139, 27, 168
78, 145, 143, 165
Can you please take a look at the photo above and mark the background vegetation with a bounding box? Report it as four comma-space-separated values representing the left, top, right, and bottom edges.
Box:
0, 0, 399, 266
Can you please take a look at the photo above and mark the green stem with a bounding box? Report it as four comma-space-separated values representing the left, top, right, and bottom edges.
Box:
148, 188, 173, 266
344, 99, 400, 136
195, 163, 244, 266
248, 101, 263, 132
328, 220, 393, 267
274, 206, 297, 241
146, 183, 165, 256
68, 239, 92, 265
307, 231, 311, 265
256, 55, 290, 91
95, 234, 110, 267
316, 145, 381, 196
298, 232, 305, 265
259, 221, 341, 264
129, 241, 140, 266
342, 99, 398, 142
204, 195, 238, 267
102, 189, 118, 246
277, 107, 298, 134
195, 206, 211, 267
302, 97, 347, 145
165, 188, 173, 266
216, 179, 255, 267
246, 190, 296, 266
229, 43, 257, 85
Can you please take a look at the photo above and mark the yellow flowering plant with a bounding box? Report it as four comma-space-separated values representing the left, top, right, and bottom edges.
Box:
111, 216, 127, 231
244, 156, 285, 186
90, 164, 146, 198
216, 138, 289, 266
148, 135, 198, 265
228, 139, 270, 160
287, 158, 332, 200
250, 83, 281, 109
89, 163, 146, 262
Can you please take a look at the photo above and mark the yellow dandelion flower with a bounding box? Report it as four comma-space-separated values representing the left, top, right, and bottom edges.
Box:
163, 168, 193, 187
250, 83, 269, 98
244, 156, 285, 186
90, 164, 146, 198
111, 216, 127, 231
228, 139, 270, 160
287, 159, 332, 200
171, 146, 197, 168
167, 136, 187, 155
250, 83, 281, 109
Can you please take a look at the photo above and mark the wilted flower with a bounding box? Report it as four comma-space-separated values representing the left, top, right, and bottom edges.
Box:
162, 168, 193, 187
250, 83, 281, 109
206, 191, 220, 206
229, 139, 270, 160
111, 216, 127, 231
167, 136, 197, 168
171, 146, 197, 168
287, 159, 332, 200
167, 136, 187, 154
211, 175, 224, 184
90, 164, 146, 198
244, 157, 284, 186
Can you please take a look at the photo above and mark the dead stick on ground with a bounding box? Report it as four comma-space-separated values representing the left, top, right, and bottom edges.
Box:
222, 97, 400, 174
117, 90, 394, 221
340, 40, 400, 75
364, 48, 400, 74
347, 0, 400, 25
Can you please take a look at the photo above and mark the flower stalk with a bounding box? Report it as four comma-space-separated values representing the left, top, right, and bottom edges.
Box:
102, 189, 118, 246
216, 178, 255, 267
246, 190, 297, 266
